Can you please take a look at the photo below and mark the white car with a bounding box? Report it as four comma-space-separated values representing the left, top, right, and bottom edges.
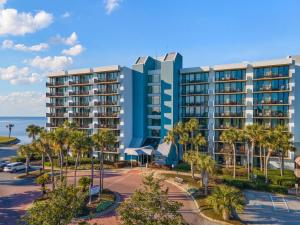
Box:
3, 162, 26, 173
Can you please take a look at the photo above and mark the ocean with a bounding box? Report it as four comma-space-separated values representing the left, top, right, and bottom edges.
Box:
0, 117, 47, 144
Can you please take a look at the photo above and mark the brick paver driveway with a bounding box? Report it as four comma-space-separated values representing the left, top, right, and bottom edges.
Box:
239, 190, 300, 225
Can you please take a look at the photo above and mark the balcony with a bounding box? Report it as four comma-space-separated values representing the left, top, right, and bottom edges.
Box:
94, 124, 119, 129
69, 91, 89, 96
46, 113, 65, 117
46, 102, 66, 107
181, 79, 208, 84
215, 77, 245, 82
254, 112, 288, 118
181, 102, 207, 106
46, 81, 65, 87
255, 86, 289, 92
216, 88, 244, 94
46, 92, 64, 97
215, 124, 242, 129
256, 99, 287, 105
69, 102, 89, 107
215, 101, 244, 106
94, 112, 119, 118
94, 78, 119, 84
46, 123, 59, 128
181, 113, 208, 118
69, 80, 89, 85
215, 112, 244, 117
69, 112, 90, 117
95, 101, 118, 106
94, 89, 118, 95
254, 72, 289, 80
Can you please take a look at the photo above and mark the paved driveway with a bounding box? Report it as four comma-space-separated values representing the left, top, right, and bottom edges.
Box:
239, 190, 300, 225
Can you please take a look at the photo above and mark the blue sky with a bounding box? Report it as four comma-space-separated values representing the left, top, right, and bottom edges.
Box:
0, 0, 299, 116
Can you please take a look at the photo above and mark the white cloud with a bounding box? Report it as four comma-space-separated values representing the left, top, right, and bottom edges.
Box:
104, 0, 121, 14
0, 0, 7, 7
0, 8, 53, 36
52, 32, 78, 46
28, 55, 73, 70
2, 39, 49, 52
0, 65, 41, 85
62, 44, 84, 56
0, 91, 46, 116
61, 12, 70, 18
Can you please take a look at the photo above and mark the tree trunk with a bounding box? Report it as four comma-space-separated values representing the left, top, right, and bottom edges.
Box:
99, 151, 102, 199
26, 156, 29, 175
251, 142, 255, 175
8, 128, 11, 138
59, 149, 63, 185
280, 152, 284, 177
265, 150, 272, 184
91, 150, 94, 186
247, 144, 250, 180
65, 150, 69, 186
191, 163, 195, 180
174, 143, 179, 162
74, 152, 79, 186
204, 172, 209, 195
47, 154, 55, 191
222, 209, 230, 220
101, 151, 104, 192
41, 153, 45, 171
259, 146, 263, 171
232, 144, 236, 179
184, 143, 187, 155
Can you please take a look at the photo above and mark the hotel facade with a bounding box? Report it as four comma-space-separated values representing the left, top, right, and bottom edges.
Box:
46, 53, 300, 169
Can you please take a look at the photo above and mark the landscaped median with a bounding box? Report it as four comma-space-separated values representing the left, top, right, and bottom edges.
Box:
156, 171, 244, 225
0, 136, 19, 145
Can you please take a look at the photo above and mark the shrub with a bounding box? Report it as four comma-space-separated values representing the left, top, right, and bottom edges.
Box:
96, 200, 114, 213
10, 155, 26, 163
79, 176, 92, 192
175, 162, 190, 172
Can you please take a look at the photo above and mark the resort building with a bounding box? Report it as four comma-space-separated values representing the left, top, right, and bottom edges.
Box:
46, 53, 300, 169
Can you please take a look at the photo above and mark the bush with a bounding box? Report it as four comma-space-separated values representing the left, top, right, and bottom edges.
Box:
10, 155, 26, 163
96, 200, 114, 213
174, 162, 190, 172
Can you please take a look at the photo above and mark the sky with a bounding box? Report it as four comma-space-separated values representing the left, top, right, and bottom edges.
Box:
0, 0, 300, 116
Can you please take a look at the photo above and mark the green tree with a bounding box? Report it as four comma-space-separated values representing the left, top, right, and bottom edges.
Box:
92, 129, 116, 196
264, 128, 279, 183
79, 176, 92, 193
183, 151, 199, 180
178, 132, 189, 155
49, 127, 68, 185
117, 173, 184, 225
198, 154, 215, 195
244, 124, 264, 179
22, 186, 86, 225
18, 144, 34, 175
36, 173, 50, 195
185, 118, 199, 149
220, 128, 241, 179
190, 133, 206, 153
207, 185, 244, 220
26, 124, 41, 141
70, 131, 90, 186
165, 130, 179, 162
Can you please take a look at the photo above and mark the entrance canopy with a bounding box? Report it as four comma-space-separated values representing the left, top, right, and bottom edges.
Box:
124, 145, 154, 156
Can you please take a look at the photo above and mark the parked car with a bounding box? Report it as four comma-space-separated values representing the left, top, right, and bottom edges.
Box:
0, 161, 9, 168
3, 162, 26, 173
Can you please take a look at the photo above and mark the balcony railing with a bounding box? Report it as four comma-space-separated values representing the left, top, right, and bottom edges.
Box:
69, 80, 89, 85
215, 77, 245, 82
95, 101, 118, 106
215, 88, 244, 94
46, 81, 65, 87
69, 102, 89, 107
46, 92, 64, 97
215, 124, 243, 129
181, 102, 207, 106
94, 78, 119, 83
256, 99, 287, 105
69, 112, 90, 117
254, 72, 289, 80
46, 102, 66, 107
181, 79, 208, 84
181, 113, 208, 118
46, 123, 59, 128
215, 112, 244, 117
215, 101, 244, 106
94, 90, 118, 95
94, 124, 119, 129
69, 91, 89, 96
94, 112, 119, 117
254, 112, 288, 117
255, 86, 289, 92
46, 113, 65, 117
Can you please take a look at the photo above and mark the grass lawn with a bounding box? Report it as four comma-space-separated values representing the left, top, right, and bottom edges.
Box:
161, 173, 243, 225
0, 136, 17, 144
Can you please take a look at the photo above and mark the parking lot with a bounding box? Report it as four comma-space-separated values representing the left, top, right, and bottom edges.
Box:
239, 190, 300, 224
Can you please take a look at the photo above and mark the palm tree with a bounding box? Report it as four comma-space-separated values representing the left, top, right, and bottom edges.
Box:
257, 131, 268, 172
198, 154, 215, 195
92, 129, 116, 197
186, 118, 199, 149
165, 130, 179, 162
207, 185, 245, 220
243, 124, 264, 180
37, 130, 55, 190
183, 151, 199, 180
191, 133, 206, 153
26, 124, 41, 142
70, 131, 89, 186
178, 132, 189, 155
264, 128, 279, 183
220, 128, 241, 179
49, 127, 68, 185
6, 123, 14, 138
18, 144, 34, 175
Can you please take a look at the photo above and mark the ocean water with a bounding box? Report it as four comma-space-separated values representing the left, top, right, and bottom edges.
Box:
0, 117, 47, 144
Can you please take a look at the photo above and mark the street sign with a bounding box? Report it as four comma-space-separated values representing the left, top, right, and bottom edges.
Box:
90, 185, 100, 196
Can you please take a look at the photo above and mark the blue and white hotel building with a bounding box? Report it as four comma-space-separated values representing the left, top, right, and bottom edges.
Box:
46, 53, 300, 170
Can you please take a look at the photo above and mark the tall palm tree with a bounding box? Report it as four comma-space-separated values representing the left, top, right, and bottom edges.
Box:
178, 132, 189, 155
165, 130, 179, 162
198, 154, 215, 195
186, 118, 199, 149
6, 123, 14, 138
37, 130, 55, 190
70, 131, 89, 186
257, 131, 268, 172
264, 128, 279, 183
220, 128, 241, 179
18, 144, 34, 175
243, 124, 264, 180
92, 129, 116, 197
183, 151, 199, 180
191, 133, 206, 153
26, 124, 41, 142
49, 127, 68, 185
